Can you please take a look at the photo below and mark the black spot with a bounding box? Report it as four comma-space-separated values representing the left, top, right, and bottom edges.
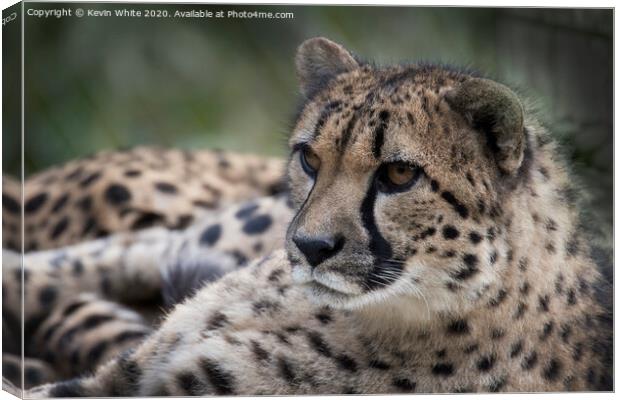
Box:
431, 363, 454, 376
51, 194, 70, 213
86, 341, 108, 365
509, 340, 523, 358
452, 254, 478, 280
369, 360, 390, 370
491, 328, 505, 340
487, 227, 496, 241
76, 196, 92, 211
72, 260, 84, 276
441, 191, 469, 218
81, 217, 97, 235
206, 311, 228, 330
575, 346, 590, 369
559, 323, 572, 342
131, 212, 165, 230
447, 319, 469, 335
468, 231, 482, 244
522, 351, 538, 370
489, 251, 498, 265
124, 169, 142, 177
538, 295, 550, 312
39, 286, 58, 306
79, 171, 102, 187
489, 289, 507, 307
430, 180, 439, 192
393, 378, 416, 392
250, 340, 269, 361
25, 366, 42, 385
567, 289, 576, 305
540, 321, 554, 340
514, 302, 527, 319
113, 330, 146, 344
488, 376, 507, 392
50, 217, 70, 239
307, 331, 332, 357
49, 378, 84, 397
242, 214, 272, 235
543, 359, 562, 381
235, 202, 259, 219
199, 224, 222, 246
2, 194, 20, 214
519, 282, 530, 295
463, 343, 479, 354
104, 184, 131, 205
229, 250, 248, 266
565, 236, 579, 257
252, 299, 280, 315
176, 372, 203, 395
25, 192, 49, 213
155, 182, 178, 194
336, 354, 357, 372
477, 354, 496, 371
200, 358, 235, 395
315, 311, 332, 324
442, 225, 459, 239
278, 357, 296, 383
268, 269, 284, 283
62, 300, 88, 317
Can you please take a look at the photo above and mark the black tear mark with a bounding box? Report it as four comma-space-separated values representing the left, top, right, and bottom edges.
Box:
373, 110, 390, 158
360, 175, 399, 291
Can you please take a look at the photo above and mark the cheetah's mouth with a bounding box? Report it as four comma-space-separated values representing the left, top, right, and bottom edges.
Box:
305, 281, 356, 301
292, 263, 364, 300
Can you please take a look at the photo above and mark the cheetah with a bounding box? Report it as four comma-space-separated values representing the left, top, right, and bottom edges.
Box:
2, 146, 285, 251
28, 37, 612, 396
3, 194, 293, 389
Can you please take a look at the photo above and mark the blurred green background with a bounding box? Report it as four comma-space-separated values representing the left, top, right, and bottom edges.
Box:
4, 5, 613, 222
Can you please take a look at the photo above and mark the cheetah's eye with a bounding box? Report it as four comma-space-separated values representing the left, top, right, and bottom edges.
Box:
376, 161, 421, 193
299, 145, 321, 176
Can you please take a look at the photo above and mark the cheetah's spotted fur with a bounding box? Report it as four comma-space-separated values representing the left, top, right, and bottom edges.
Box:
26, 37, 612, 396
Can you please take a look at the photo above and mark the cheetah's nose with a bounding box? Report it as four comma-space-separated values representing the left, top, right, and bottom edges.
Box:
293, 233, 345, 267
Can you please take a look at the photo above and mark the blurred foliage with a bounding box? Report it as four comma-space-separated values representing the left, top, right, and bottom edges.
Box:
4, 5, 612, 221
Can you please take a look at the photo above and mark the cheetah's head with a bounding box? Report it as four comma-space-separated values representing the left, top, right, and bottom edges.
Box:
285, 38, 528, 318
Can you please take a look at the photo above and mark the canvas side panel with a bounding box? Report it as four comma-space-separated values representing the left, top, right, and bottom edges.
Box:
3, 1, 24, 397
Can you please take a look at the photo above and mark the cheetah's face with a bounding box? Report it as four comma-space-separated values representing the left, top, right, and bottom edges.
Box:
285, 38, 526, 317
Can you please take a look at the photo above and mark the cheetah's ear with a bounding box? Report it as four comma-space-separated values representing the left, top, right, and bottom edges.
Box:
295, 37, 359, 98
445, 78, 525, 175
